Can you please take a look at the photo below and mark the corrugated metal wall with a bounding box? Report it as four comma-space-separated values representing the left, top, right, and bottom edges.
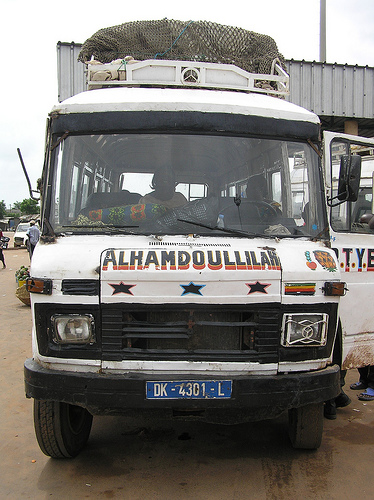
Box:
56, 42, 374, 136
57, 42, 86, 102
285, 60, 374, 120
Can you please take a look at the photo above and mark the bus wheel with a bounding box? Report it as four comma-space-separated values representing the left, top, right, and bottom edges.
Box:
34, 400, 93, 458
288, 402, 323, 449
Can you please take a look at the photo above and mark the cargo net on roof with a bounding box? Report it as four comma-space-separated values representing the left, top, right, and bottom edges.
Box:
78, 19, 286, 75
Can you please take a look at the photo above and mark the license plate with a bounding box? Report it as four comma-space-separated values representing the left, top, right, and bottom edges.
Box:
146, 380, 232, 399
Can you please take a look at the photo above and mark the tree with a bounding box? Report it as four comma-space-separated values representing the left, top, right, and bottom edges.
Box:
18, 198, 40, 215
0, 200, 6, 219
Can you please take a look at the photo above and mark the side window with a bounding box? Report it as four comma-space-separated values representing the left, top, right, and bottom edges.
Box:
68, 165, 80, 219
271, 171, 282, 206
177, 183, 208, 201
330, 141, 374, 233
289, 149, 309, 223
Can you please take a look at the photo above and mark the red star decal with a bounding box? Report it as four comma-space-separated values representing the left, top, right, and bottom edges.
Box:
109, 282, 136, 295
246, 281, 271, 294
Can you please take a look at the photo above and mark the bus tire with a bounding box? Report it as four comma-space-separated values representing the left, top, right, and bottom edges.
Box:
34, 400, 93, 458
288, 402, 323, 449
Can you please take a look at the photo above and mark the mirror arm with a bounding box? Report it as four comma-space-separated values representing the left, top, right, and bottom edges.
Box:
17, 148, 40, 201
327, 191, 349, 207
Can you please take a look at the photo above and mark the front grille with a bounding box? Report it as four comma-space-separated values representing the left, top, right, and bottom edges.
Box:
62, 279, 99, 296
101, 305, 280, 363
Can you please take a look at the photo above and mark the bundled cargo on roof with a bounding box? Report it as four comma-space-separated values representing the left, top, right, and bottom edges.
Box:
78, 18, 286, 75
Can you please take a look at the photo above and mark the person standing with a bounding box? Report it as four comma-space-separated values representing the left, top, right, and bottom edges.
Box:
350, 366, 374, 401
26, 221, 40, 258
0, 229, 6, 268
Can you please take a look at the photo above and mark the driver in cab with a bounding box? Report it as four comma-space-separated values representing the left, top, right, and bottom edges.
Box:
246, 173, 282, 215
139, 168, 187, 209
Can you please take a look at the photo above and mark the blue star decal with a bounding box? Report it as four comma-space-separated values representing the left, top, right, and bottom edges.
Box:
180, 282, 206, 296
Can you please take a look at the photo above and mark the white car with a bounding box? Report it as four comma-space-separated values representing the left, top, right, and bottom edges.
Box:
13, 222, 31, 248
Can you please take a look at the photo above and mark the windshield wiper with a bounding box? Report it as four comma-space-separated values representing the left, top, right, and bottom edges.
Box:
63, 224, 139, 228
177, 218, 262, 238
105, 225, 140, 235
60, 224, 139, 235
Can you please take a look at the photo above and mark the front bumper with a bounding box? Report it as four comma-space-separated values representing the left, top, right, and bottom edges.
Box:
25, 359, 340, 421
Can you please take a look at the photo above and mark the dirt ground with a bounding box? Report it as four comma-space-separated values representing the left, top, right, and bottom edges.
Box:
1, 232, 374, 500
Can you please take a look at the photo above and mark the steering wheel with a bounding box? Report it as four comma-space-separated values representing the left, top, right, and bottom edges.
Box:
220, 200, 278, 222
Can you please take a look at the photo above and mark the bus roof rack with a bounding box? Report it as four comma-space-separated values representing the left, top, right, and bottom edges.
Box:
87, 58, 289, 97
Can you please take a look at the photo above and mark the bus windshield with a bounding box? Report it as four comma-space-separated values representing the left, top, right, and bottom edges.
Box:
48, 133, 326, 238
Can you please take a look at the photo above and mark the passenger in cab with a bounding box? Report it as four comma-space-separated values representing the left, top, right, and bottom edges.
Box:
139, 168, 187, 209
246, 174, 282, 214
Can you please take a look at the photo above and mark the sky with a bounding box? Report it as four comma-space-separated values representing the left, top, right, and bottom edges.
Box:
1, 0, 374, 209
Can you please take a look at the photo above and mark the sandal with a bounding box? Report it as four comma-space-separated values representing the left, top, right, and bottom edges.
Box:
358, 392, 374, 401
350, 381, 368, 391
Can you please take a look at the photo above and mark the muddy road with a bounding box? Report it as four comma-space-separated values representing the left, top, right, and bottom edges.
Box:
1, 235, 373, 499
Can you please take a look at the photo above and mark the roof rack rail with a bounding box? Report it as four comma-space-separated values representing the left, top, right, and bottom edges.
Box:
87, 58, 289, 97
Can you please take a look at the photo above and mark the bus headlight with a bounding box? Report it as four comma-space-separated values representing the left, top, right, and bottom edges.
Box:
281, 313, 328, 347
51, 314, 95, 344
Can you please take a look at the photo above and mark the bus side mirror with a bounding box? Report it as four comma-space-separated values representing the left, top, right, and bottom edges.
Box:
337, 154, 362, 202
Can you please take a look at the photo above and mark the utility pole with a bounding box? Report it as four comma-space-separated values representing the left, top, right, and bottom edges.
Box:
320, 0, 327, 62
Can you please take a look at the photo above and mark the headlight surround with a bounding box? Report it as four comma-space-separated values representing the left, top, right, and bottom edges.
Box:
281, 313, 328, 347
51, 314, 95, 344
